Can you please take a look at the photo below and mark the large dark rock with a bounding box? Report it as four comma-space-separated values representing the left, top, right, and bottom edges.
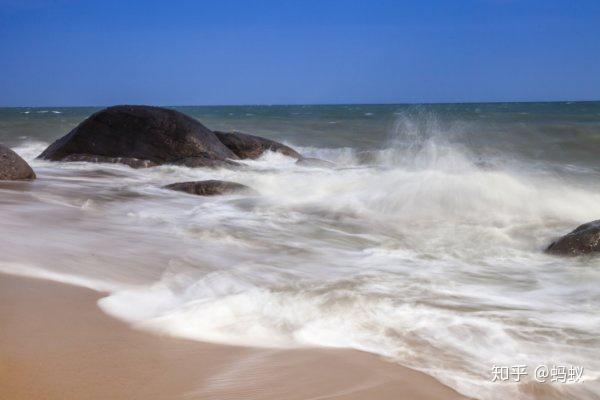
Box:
38, 105, 238, 167
215, 131, 301, 160
0, 144, 36, 180
164, 180, 256, 196
546, 220, 600, 255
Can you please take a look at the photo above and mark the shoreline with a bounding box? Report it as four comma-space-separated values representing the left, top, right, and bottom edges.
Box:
0, 273, 468, 400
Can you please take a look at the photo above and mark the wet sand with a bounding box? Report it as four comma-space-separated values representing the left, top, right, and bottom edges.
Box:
0, 273, 468, 400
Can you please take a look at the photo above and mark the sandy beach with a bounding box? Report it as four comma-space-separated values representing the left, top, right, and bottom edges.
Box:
0, 273, 468, 400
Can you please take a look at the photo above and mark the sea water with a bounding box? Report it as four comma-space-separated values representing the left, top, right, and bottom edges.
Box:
1, 102, 599, 399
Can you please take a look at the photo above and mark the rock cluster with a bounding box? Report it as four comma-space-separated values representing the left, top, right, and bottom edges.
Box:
38, 105, 309, 169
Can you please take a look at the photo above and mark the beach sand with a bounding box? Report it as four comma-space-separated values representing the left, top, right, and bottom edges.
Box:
0, 273, 468, 400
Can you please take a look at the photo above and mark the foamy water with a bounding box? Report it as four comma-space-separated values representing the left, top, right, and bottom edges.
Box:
1, 104, 600, 400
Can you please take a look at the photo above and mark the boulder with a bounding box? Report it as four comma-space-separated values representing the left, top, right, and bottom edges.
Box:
215, 131, 301, 160
38, 105, 238, 167
163, 180, 256, 196
0, 144, 36, 180
296, 157, 335, 168
546, 220, 600, 255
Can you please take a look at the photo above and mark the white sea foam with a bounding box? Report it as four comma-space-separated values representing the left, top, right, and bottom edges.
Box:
0, 262, 127, 292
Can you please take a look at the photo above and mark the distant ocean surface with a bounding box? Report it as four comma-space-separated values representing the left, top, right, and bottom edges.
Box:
1, 102, 600, 400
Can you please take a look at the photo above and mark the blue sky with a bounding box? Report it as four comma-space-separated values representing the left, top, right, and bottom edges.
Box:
0, 0, 599, 106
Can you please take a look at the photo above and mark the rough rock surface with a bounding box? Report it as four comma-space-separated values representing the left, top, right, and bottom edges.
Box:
38, 105, 238, 166
0, 144, 36, 180
163, 180, 255, 196
546, 220, 600, 255
215, 131, 301, 160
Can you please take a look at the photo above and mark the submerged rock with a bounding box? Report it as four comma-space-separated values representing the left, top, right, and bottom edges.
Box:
215, 131, 301, 160
474, 160, 495, 170
38, 105, 238, 167
164, 180, 256, 196
295, 157, 335, 168
546, 220, 600, 255
0, 144, 36, 180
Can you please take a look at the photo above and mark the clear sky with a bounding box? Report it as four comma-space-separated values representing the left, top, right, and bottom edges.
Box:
0, 0, 599, 106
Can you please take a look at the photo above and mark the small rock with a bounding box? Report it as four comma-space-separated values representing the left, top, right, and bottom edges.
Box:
546, 220, 600, 255
164, 180, 256, 196
0, 144, 36, 180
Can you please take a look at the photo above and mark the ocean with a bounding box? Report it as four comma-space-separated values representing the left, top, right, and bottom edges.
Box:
1, 102, 600, 400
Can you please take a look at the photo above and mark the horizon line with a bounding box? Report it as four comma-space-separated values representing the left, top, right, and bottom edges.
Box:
1, 98, 599, 109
